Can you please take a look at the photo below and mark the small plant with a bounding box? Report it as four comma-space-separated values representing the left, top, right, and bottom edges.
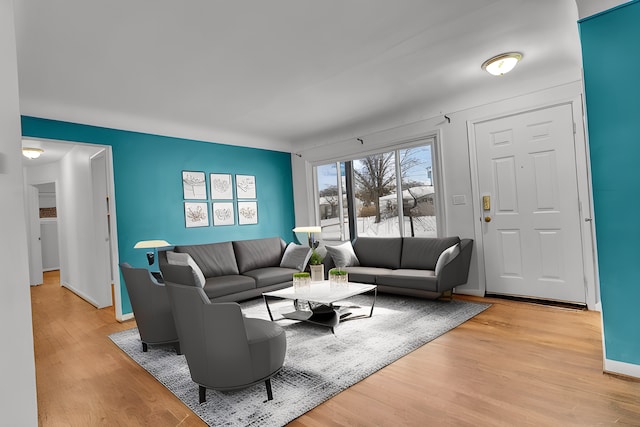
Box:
293, 272, 311, 278
329, 268, 348, 276
309, 249, 323, 265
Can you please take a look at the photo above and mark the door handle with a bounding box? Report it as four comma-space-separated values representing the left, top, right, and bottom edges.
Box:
484, 216, 492, 223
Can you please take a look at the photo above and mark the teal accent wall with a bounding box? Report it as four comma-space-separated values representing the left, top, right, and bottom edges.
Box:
580, 0, 640, 365
21, 116, 295, 314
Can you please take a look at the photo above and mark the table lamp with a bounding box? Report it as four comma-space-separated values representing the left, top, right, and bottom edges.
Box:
292, 226, 321, 249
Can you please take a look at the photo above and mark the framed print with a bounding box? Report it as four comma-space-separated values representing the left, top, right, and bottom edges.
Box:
210, 173, 233, 199
238, 201, 258, 225
182, 171, 206, 199
236, 174, 256, 199
184, 202, 209, 228
212, 202, 234, 226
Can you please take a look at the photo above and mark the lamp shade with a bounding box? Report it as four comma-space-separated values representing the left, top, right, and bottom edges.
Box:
22, 147, 44, 159
292, 226, 321, 234
481, 52, 522, 76
134, 240, 173, 249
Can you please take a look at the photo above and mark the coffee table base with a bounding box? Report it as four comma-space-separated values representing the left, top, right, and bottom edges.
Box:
263, 287, 377, 334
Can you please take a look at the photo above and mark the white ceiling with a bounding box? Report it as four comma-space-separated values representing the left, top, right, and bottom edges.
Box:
14, 1, 583, 154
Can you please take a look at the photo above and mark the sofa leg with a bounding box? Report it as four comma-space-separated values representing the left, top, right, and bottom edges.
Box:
265, 379, 273, 401
142, 342, 148, 352
440, 290, 453, 301
199, 385, 206, 403
174, 342, 182, 355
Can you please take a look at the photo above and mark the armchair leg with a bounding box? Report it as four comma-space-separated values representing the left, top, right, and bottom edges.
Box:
199, 385, 206, 403
265, 378, 273, 401
142, 342, 148, 352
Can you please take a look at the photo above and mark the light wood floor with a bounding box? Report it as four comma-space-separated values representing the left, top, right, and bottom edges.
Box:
32, 271, 640, 426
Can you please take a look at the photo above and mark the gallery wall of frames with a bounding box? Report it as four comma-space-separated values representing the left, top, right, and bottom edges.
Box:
182, 171, 258, 228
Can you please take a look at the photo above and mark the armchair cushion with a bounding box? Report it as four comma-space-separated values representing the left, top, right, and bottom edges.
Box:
166, 251, 206, 288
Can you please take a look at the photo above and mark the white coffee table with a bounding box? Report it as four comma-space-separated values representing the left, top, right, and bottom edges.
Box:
262, 281, 377, 333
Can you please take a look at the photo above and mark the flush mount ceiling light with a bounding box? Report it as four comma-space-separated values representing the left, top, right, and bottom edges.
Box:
481, 52, 523, 76
22, 147, 44, 159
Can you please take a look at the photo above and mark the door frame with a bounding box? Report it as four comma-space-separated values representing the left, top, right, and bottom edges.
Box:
467, 96, 599, 310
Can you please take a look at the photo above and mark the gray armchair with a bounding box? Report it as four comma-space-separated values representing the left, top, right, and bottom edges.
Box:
119, 263, 180, 354
164, 280, 286, 403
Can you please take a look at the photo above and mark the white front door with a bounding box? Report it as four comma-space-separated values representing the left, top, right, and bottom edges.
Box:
474, 104, 586, 303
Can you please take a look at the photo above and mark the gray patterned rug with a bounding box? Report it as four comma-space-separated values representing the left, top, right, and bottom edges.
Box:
109, 294, 490, 426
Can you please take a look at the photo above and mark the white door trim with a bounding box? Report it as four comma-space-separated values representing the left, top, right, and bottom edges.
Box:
467, 97, 598, 309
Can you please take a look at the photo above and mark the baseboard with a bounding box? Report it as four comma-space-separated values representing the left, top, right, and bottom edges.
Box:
604, 358, 640, 379
118, 312, 134, 322
453, 288, 484, 297
61, 282, 100, 308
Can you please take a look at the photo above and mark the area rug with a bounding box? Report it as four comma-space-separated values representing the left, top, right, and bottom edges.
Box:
109, 294, 490, 426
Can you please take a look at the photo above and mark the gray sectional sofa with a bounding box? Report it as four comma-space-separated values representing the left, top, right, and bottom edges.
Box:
322, 236, 473, 299
159, 237, 298, 302
158, 235, 473, 303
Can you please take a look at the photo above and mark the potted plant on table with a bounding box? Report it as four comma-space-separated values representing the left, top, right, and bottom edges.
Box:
309, 249, 324, 282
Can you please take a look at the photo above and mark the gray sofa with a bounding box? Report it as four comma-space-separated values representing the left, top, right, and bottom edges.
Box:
322, 236, 473, 299
159, 237, 297, 302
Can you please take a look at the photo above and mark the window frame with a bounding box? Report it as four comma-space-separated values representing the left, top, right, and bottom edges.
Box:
312, 133, 445, 241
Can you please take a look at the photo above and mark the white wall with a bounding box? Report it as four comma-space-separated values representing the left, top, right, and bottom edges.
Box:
0, 0, 38, 424
292, 80, 591, 298
574, 0, 627, 19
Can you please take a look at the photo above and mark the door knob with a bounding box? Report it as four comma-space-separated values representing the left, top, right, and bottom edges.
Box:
484, 216, 492, 223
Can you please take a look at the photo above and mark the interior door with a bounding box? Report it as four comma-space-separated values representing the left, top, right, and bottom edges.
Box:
27, 185, 44, 286
475, 104, 586, 303
90, 150, 113, 307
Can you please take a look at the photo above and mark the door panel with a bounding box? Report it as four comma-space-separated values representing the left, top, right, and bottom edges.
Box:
476, 104, 586, 303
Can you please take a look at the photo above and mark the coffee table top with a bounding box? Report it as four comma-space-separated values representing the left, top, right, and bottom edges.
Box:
262, 280, 376, 305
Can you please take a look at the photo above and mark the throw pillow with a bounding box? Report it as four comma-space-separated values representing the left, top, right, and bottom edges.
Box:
166, 251, 206, 288
434, 243, 460, 276
325, 241, 360, 267
280, 243, 312, 271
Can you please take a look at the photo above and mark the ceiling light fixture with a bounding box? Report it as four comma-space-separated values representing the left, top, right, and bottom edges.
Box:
481, 52, 523, 76
22, 147, 44, 159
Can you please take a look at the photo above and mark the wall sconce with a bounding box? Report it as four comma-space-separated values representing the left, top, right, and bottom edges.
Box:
293, 226, 321, 249
22, 147, 44, 159
481, 52, 523, 76
134, 240, 173, 266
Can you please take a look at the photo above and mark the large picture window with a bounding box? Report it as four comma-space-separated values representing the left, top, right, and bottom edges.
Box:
315, 139, 440, 240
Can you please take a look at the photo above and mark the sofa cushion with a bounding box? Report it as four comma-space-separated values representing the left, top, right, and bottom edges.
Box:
434, 243, 461, 275
202, 275, 256, 299
175, 242, 239, 277
400, 237, 460, 270
353, 237, 402, 269
166, 251, 206, 288
280, 243, 312, 271
376, 269, 438, 292
344, 266, 393, 284
233, 237, 285, 273
325, 241, 360, 267
243, 267, 299, 288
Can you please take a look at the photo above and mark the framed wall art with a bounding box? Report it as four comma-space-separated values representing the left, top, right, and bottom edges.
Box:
237, 201, 258, 225
184, 202, 209, 228
182, 171, 207, 199
236, 174, 256, 199
212, 202, 234, 226
210, 173, 233, 199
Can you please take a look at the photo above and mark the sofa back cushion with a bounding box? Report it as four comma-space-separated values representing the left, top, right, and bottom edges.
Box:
353, 237, 403, 269
233, 237, 285, 273
400, 237, 460, 270
175, 242, 239, 277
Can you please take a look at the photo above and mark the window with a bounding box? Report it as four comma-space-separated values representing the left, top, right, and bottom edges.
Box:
315, 139, 440, 240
